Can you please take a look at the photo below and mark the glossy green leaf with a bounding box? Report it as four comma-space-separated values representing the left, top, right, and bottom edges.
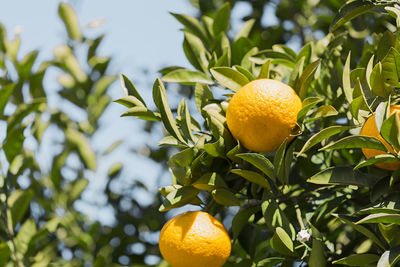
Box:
236, 153, 276, 183
162, 69, 213, 85
342, 52, 353, 103
192, 172, 227, 190
334, 215, 385, 249
355, 154, 399, 170
298, 125, 355, 155
234, 65, 255, 81
331, 0, 378, 32
377, 247, 400, 267
210, 67, 249, 92
183, 31, 209, 72
307, 166, 378, 187
159, 186, 200, 212
178, 99, 195, 142
121, 106, 161, 121
357, 213, 400, 225
170, 13, 208, 44
274, 139, 287, 184
15, 219, 37, 255
270, 227, 294, 256
332, 254, 379, 266
153, 78, 186, 143
119, 74, 146, 106
381, 47, 400, 88
297, 97, 323, 121
295, 59, 321, 100
370, 62, 392, 98
194, 83, 213, 116
212, 188, 240, 206
231, 169, 271, 189
381, 112, 400, 148
320, 135, 387, 152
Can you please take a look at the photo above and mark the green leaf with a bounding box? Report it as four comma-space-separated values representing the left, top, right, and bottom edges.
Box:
258, 59, 271, 79
332, 254, 380, 266
262, 192, 295, 238
319, 135, 387, 152
212, 188, 240, 206
213, 3, 230, 36
307, 166, 378, 187
119, 74, 147, 106
0, 243, 10, 267
381, 112, 400, 148
15, 219, 37, 255
235, 18, 255, 41
386, 6, 400, 27
8, 189, 33, 227
371, 62, 392, 98
210, 67, 249, 92
331, 0, 381, 32
294, 59, 321, 100
270, 227, 295, 256
159, 186, 200, 212
297, 97, 323, 121
251, 49, 294, 63
355, 154, 399, 170
170, 13, 208, 44
65, 128, 97, 171
377, 247, 400, 267
192, 172, 227, 190
0, 83, 15, 117
168, 148, 195, 168
297, 42, 312, 66
3, 126, 25, 163
342, 52, 353, 103
204, 138, 225, 158
121, 106, 161, 121
357, 213, 400, 225
153, 78, 186, 144
194, 83, 213, 116
162, 69, 213, 85
231, 169, 271, 189
381, 47, 400, 88
334, 215, 386, 250
274, 139, 287, 184
298, 125, 355, 156
379, 223, 400, 247
236, 153, 276, 183
309, 225, 326, 267
183, 31, 209, 72
58, 3, 81, 40
178, 99, 195, 142
231, 206, 260, 239
307, 105, 338, 121
234, 65, 255, 81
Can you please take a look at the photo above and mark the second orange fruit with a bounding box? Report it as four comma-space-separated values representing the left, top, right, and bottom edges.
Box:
226, 79, 302, 152
360, 105, 400, 171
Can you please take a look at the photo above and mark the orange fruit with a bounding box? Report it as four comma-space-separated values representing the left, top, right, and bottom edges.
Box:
360, 105, 400, 171
159, 211, 231, 267
226, 79, 302, 152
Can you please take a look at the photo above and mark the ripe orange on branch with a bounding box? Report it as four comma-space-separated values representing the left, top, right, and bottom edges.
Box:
226, 79, 302, 152
360, 105, 400, 171
158, 211, 231, 267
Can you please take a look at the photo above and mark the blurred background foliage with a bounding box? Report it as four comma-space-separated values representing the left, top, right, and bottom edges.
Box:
0, 0, 399, 266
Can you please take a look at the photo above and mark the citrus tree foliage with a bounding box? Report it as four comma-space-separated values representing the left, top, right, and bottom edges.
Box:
0, 3, 165, 266
117, 0, 400, 266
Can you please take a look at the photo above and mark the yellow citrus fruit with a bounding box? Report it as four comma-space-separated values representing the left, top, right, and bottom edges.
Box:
159, 211, 231, 267
226, 79, 302, 152
360, 105, 400, 171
